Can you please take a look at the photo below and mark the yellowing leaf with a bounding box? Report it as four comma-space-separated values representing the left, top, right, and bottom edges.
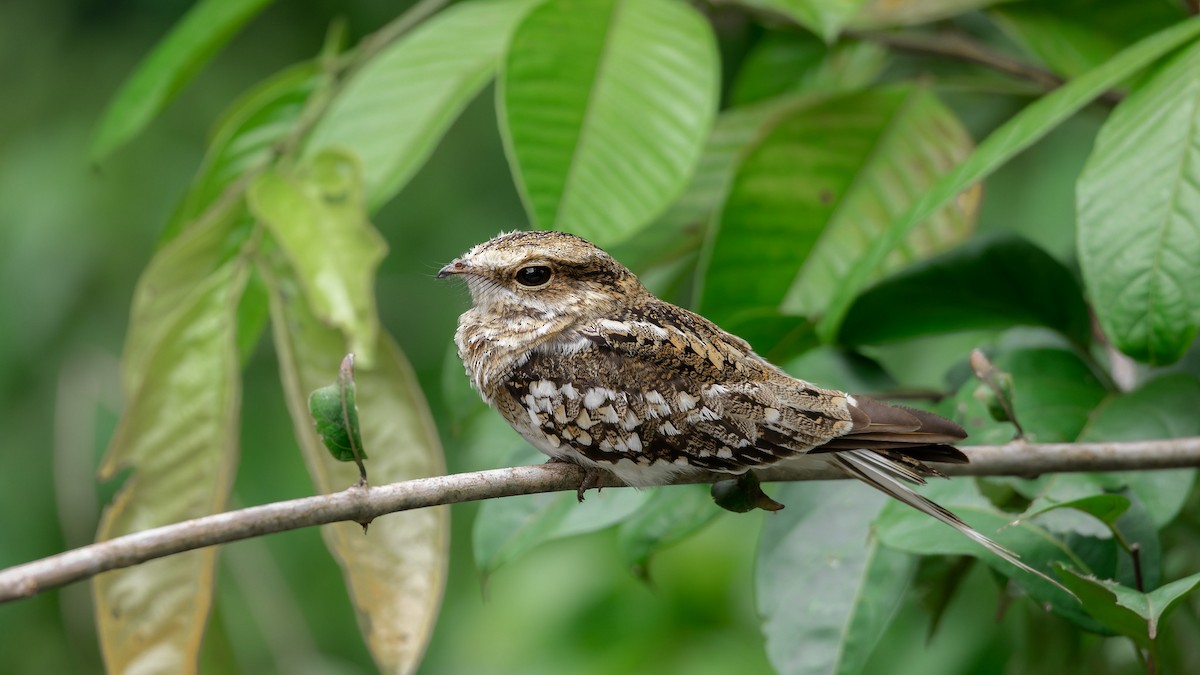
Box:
264, 259, 448, 674
249, 150, 387, 364
94, 258, 249, 675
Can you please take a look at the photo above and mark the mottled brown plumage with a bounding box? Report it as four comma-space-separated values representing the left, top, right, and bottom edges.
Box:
439, 230, 1057, 585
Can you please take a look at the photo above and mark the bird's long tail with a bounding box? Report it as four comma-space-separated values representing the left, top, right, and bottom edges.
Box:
833, 448, 1074, 598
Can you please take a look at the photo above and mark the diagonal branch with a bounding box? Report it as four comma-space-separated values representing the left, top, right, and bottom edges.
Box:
4, 437, 1200, 604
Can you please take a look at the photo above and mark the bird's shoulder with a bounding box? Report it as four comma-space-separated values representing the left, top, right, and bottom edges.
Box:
566, 297, 768, 380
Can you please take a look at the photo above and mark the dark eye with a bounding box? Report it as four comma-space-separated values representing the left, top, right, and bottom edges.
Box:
515, 265, 552, 287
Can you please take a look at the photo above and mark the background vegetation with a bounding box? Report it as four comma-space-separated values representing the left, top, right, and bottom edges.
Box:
2, 0, 1200, 674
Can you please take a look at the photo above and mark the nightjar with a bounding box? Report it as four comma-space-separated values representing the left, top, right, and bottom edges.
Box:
439, 230, 1043, 580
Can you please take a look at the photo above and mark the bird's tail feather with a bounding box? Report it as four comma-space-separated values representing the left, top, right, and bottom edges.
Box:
834, 449, 1075, 598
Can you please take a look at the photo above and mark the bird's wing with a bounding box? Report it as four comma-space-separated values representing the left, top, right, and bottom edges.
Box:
498, 303, 859, 473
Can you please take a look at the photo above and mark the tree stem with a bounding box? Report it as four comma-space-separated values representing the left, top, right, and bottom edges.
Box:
3, 437, 1200, 603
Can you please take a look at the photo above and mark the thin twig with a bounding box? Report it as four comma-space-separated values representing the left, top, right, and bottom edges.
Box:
3, 437, 1200, 604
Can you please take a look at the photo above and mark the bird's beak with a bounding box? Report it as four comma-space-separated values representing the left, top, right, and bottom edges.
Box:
436, 259, 468, 279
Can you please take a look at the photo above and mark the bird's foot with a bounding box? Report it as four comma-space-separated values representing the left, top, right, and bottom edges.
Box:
577, 465, 607, 503
543, 457, 609, 502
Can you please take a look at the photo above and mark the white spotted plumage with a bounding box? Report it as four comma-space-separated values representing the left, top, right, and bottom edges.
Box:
439, 230, 1072, 592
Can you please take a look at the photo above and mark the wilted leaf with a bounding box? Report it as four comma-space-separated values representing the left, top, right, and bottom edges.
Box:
501, 0, 718, 245
95, 259, 249, 674
249, 149, 387, 364
264, 256, 447, 675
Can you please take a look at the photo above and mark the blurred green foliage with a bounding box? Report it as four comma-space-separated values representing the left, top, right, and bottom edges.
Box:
4, 1, 1200, 674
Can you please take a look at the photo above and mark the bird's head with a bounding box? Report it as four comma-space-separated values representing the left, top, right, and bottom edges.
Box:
438, 230, 644, 319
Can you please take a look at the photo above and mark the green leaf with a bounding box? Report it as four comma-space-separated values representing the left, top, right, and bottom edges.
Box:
758, 483, 913, 675
777, 345, 897, 393
699, 85, 977, 326
1056, 568, 1200, 650
850, 0, 1004, 29
501, 0, 719, 245
736, 0, 867, 43
91, 0, 274, 161
1079, 373, 1200, 526
121, 196, 249, 397
648, 94, 821, 252
95, 258, 249, 673
1078, 39, 1200, 365
308, 355, 367, 463
616, 484, 719, 574
817, 16, 1200, 341
469, 419, 647, 577
1021, 493, 1131, 538
306, 0, 540, 210
474, 483, 647, 578
264, 255, 447, 674
999, 347, 1108, 443
1055, 569, 1154, 648
249, 149, 387, 364
731, 33, 887, 106
990, 0, 1186, 79
165, 63, 318, 242
875, 479, 1082, 617
839, 235, 1092, 348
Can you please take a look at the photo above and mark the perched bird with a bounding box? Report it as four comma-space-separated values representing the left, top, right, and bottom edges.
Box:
439, 230, 1047, 582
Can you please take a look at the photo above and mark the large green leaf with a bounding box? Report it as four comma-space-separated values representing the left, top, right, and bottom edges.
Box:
758, 483, 913, 675
306, 0, 540, 210
698, 86, 977, 326
500, 0, 718, 245
851, 0, 1005, 29
94, 258, 248, 674
164, 63, 317, 242
839, 235, 1092, 348
736, 0, 867, 43
91, 0, 274, 161
120, 200, 248, 404
990, 0, 1186, 78
999, 347, 1108, 443
1078, 373, 1200, 526
263, 254, 448, 675
616, 484, 720, 574
875, 479, 1083, 620
817, 16, 1200, 341
1057, 568, 1200, 652
471, 428, 647, 578
646, 95, 820, 250
249, 150, 387, 364
731, 33, 887, 106
1078, 39, 1200, 365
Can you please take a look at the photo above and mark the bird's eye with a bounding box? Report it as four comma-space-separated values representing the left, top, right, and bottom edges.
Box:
515, 265, 552, 287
